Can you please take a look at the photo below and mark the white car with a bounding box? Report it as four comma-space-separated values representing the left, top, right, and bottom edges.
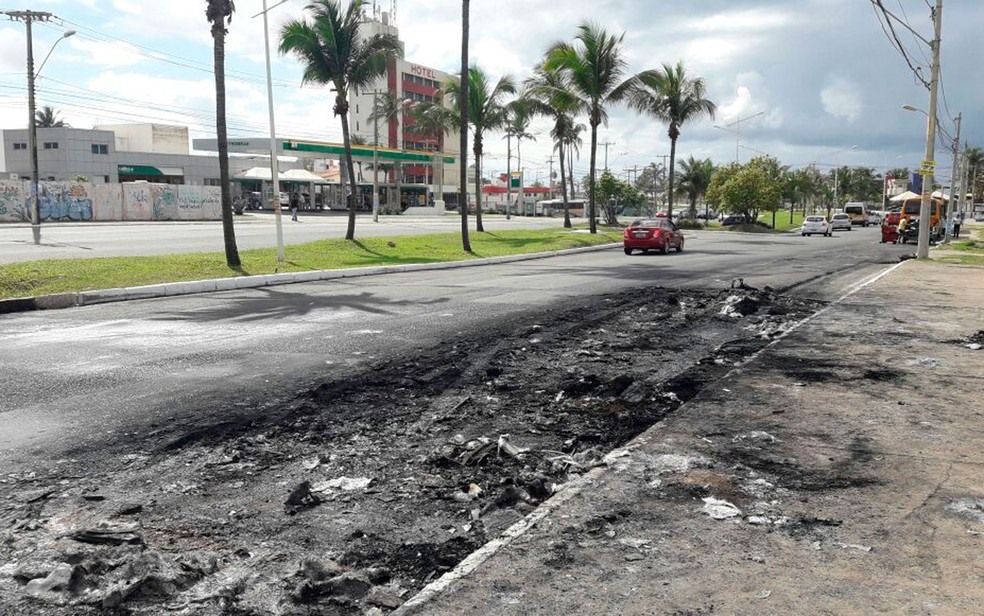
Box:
830, 213, 852, 231
802, 216, 830, 237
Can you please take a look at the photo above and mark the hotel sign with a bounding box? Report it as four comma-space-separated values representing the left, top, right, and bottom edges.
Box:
409, 64, 436, 79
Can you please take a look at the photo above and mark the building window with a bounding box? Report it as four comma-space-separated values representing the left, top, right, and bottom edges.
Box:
104, 175, 110, 183
13, 142, 27, 150
91, 144, 108, 155
43, 142, 59, 150
204, 178, 221, 186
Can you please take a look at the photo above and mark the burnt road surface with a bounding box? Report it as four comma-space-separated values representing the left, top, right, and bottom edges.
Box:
0, 227, 910, 467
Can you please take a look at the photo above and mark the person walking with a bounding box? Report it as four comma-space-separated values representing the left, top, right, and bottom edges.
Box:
290, 192, 300, 222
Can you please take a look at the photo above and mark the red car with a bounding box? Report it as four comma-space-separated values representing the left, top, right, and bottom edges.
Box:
623, 218, 685, 255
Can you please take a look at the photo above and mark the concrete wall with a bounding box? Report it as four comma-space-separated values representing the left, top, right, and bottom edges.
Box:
0, 180, 221, 223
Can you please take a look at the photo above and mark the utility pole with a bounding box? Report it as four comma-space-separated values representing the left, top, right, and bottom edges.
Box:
602, 140, 615, 172
371, 89, 381, 222
916, 0, 942, 260
5, 10, 51, 245
943, 112, 961, 243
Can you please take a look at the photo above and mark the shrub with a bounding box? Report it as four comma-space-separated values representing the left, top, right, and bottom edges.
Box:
676, 219, 705, 230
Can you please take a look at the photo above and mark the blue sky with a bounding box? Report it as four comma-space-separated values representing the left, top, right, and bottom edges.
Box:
1, 0, 981, 185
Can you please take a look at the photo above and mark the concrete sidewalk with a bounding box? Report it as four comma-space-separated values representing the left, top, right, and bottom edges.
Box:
399, 261, 984, 615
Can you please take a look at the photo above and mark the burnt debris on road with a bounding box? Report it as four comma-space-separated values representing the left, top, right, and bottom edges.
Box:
0, 283, 823, 615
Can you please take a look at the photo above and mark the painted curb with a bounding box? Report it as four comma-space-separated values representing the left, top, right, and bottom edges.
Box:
0, 242, 620, 315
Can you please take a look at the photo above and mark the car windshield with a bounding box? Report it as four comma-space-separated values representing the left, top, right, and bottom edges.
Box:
631, 219, 668, 228
806, 217, 824, 222
833, 214, 848, 219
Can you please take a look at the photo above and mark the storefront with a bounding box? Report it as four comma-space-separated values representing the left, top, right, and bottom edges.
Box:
117, 164, 184, 184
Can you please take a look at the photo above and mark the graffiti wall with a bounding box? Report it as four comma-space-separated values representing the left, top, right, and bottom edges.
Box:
0, 182, 26, 222
0, 181, 221, 223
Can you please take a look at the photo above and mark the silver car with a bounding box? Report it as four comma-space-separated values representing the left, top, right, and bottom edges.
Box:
830, 213, 852, 231
801, 216, 830, 237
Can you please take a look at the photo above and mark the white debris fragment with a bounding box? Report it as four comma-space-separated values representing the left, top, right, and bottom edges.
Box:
312, 477, 373, 492
835, 543, 872, 552
702, 497, 742, 520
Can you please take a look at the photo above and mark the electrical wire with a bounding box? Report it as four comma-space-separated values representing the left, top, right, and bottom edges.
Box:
869, 0, 931, 89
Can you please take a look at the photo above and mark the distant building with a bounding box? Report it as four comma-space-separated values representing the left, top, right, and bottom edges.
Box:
348, 10, 461, 204
0, 124, 301, 185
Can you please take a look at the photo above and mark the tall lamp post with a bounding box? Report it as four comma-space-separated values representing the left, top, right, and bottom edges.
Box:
4, 10, 74, 245
252, 0, 288, 263
714, 110, 766, 164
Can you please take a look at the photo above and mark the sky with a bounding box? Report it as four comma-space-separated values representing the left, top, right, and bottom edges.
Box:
1, 0, 981, 186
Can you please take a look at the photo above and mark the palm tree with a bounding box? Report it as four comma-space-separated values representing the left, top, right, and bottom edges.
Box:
369, 91, 405, 207
405, 99, 455, 207
524, 65, 585, 228
565, 121, 585, 206
206, 0, 241, 268
545, 23, 640, 234
279, 0, 402, 240
504, 99, 536, 218
630, 61, 716, 219
35, 106, 68, 128
964, 146, 983, 203
440, 67, 516, 232
675, 156, 714, 220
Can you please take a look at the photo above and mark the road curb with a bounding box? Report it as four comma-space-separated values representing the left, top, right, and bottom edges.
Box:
0, 242, 620, 315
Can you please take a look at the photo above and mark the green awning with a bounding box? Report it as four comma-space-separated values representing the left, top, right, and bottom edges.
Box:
284, 141, 455, 164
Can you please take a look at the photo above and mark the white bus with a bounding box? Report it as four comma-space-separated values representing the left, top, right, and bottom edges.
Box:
843, 202, 872, 227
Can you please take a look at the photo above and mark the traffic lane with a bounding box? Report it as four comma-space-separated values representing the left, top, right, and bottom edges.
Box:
0, 227, 903, 460
0, 215, 568, 263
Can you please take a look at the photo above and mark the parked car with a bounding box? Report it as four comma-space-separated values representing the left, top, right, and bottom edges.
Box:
721, 215, 747, 226
623, 218, 685, 255
801, 216, 831, 236
830, 213, 852, 231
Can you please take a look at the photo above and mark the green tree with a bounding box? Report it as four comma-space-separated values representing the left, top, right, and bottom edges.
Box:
596, 170, 643, 225
545, 23, 641, 233
439, 67, 516, 232
630, 61, 715, 219
524, 64, 586, 228
35, 105, 68, 128
675, 156, 714, 219
206, 0, 241, 268
706, 159, 781, 223
279, 0, 402, 240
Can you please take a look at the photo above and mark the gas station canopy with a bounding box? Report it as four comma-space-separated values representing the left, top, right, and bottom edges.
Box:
193, 137, 455, 165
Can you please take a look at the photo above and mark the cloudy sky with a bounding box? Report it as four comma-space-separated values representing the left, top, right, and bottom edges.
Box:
1, 0, 980, 185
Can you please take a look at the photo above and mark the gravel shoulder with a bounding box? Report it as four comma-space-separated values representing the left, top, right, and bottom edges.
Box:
410, 261, 984, 615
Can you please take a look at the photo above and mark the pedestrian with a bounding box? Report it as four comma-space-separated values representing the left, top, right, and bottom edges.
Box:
290, 192, 299, 222
954, 211, 963, 239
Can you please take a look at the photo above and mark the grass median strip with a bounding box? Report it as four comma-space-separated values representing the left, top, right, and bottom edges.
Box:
0, 228, 622, 300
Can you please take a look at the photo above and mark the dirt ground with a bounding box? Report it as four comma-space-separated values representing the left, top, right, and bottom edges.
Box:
407, 261, 984, 616
0, 281, 824, 615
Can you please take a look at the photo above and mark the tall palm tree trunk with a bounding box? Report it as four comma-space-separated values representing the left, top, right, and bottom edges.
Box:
515, 138, 522, 215
339, 101, 359, 240
213, 22, 240, 267
459, 0, 470, 251
568, 143, 575, 205
559, 141, 571, 228
667, 136, 678, 219
395, 162, 402, 210
474, 137, 484, 231
588, 119, 599, 234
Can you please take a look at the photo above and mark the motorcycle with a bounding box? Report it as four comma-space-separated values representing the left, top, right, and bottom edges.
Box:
900, 220, 919, 244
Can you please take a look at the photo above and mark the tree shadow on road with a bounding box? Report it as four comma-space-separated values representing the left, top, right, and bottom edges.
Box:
148, 286, 451, 323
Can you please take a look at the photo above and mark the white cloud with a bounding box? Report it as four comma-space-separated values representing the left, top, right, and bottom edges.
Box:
66, 38, 144, 68
820, 77, 863, 123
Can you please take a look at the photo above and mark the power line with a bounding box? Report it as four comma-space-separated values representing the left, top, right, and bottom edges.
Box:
869, 0, 931, 89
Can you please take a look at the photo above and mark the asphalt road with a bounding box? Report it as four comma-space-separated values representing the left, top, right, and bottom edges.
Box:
0, 212, 566, 264
0, 226, 911, 467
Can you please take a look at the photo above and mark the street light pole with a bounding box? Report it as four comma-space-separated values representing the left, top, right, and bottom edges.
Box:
255, 0, 286, 262
372, 90, 380, 222
943, 112, 961, 244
